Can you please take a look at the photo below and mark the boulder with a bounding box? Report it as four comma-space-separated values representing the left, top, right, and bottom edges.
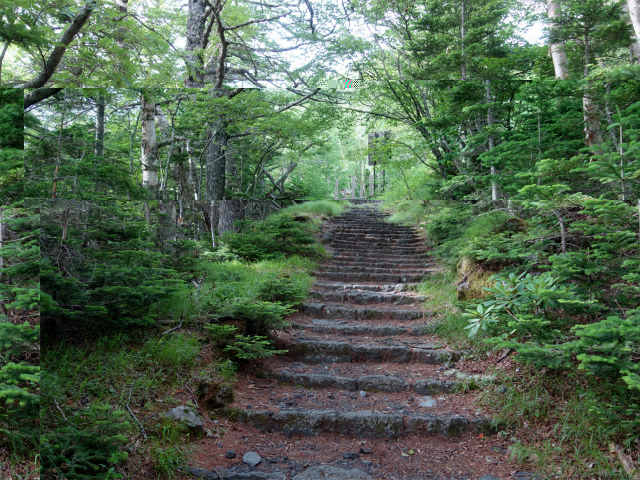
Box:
456, 256, 498, 301
197, 379, 234, 409
163, 405, 203, 435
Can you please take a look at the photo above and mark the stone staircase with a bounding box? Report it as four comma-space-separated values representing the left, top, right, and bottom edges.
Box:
190, 200, 517, 480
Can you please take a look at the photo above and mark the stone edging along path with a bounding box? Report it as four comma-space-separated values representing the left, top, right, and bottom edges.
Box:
186, 200, 541, 480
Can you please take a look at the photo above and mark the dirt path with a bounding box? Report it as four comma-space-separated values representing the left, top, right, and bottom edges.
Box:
187, 201, 536, 480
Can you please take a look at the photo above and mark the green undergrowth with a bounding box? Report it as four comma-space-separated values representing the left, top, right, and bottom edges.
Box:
41, 200, 332, 478
41, 332, 210, 479
220, 200, 343, 262
278, 199, 345, 219
385, 195, 640, 478
479, 365, 638, 479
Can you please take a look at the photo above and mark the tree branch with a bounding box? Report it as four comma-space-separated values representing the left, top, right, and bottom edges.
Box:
24, 88, 63, 109
224, 12, 291, 31
23, 2, 94, 88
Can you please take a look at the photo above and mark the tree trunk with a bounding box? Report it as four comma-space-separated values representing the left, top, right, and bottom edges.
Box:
95, 92, 105, 159
218, 199, 240, 234
582, 42, 603, 151
205, 115, 228, 201
546, 0, 570, 79
141, 93, 159, 195
185, 0, 209, 87
627, 0, 640, 62
461, 0, 466, 80
486, 80, 498, 202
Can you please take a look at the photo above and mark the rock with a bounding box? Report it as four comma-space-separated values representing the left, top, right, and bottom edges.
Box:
302, 303, 325, 316
456, 256, 498, 301
197, 379, 234, 409
512, 472, 542, 480
186, 467, 287, 480
359, 390, 367, 397
292, 465, 372, 479
163, 405, 203, 434
343, 452, 359, 459
357, 375, 409, 392
496, 385, 508, 394
478, 476, 501, 480
226, 450, 236, 459
336, 411, 403, 438
413, 378, 454, 394
185, 467, 218, 480
417, 396, 437, 407
359, 446, 373, 454
242, 451, 262, 466
278, 371, 357, 391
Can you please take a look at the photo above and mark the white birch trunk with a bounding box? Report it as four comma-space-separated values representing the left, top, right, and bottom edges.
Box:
627, 0, 640, 61
546, 0, 570, 79
141, 93, 159, 193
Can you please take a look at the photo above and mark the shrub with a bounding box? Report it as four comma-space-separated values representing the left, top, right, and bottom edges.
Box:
222, 215, 318, 262
41, 404, 129, 480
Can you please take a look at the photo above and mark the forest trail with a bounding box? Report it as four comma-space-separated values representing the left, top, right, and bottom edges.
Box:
188, 201, 524, 480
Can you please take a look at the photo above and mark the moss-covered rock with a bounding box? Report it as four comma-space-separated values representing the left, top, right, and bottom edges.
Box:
197, 378, 234, 409
456, 256, 499, 301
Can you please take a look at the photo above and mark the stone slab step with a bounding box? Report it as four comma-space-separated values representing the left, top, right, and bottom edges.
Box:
301, 303, 425, 320
288, 339, 458, 364
312, 282, 421, 292
223, 408, 492, 438
329, 237, 423, 245
316, 266, 430, 275
323, 260, 430, 268
272, 371, 458, 394
293, 319, 436, 336
330, 245, 427, 253
309, 291, 427, 305
313, 272, 428, 283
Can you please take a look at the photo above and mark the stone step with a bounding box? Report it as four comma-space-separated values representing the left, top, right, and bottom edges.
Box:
323, 260, 430, 269
328, 231, 421, 239
287, 339, 458, 364
312, 282, 421, 292
317, 265, 430, 275
293, 319, 436, 336
313, 272, 429, 283
309, 290, 427, 305
331, 225, 414, 232
329, 245, 428, 253
301, 303, 426, 320
223, 408, 492, 438
328, 252, 432, 261
272, 370, 458, 394
329, 240, 424, 249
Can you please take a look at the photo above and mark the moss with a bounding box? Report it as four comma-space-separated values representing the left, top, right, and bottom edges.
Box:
456, 256, 499, 301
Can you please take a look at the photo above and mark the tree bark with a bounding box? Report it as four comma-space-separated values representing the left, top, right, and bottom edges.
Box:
95, 92, 105, 159
23, 88, 63, 110
205, 115, 228, 201
627, 0, 640, 61
23, 3, 94, 88
546, 0, 570, 79
185, 0, 209, 87
486, 80, 498, 202
217, 199, 238, 234
140, 93, 159, 195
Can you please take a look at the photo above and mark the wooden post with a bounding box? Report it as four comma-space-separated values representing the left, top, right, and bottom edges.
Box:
360, 181, 365, 198
334, 178, 339, 200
